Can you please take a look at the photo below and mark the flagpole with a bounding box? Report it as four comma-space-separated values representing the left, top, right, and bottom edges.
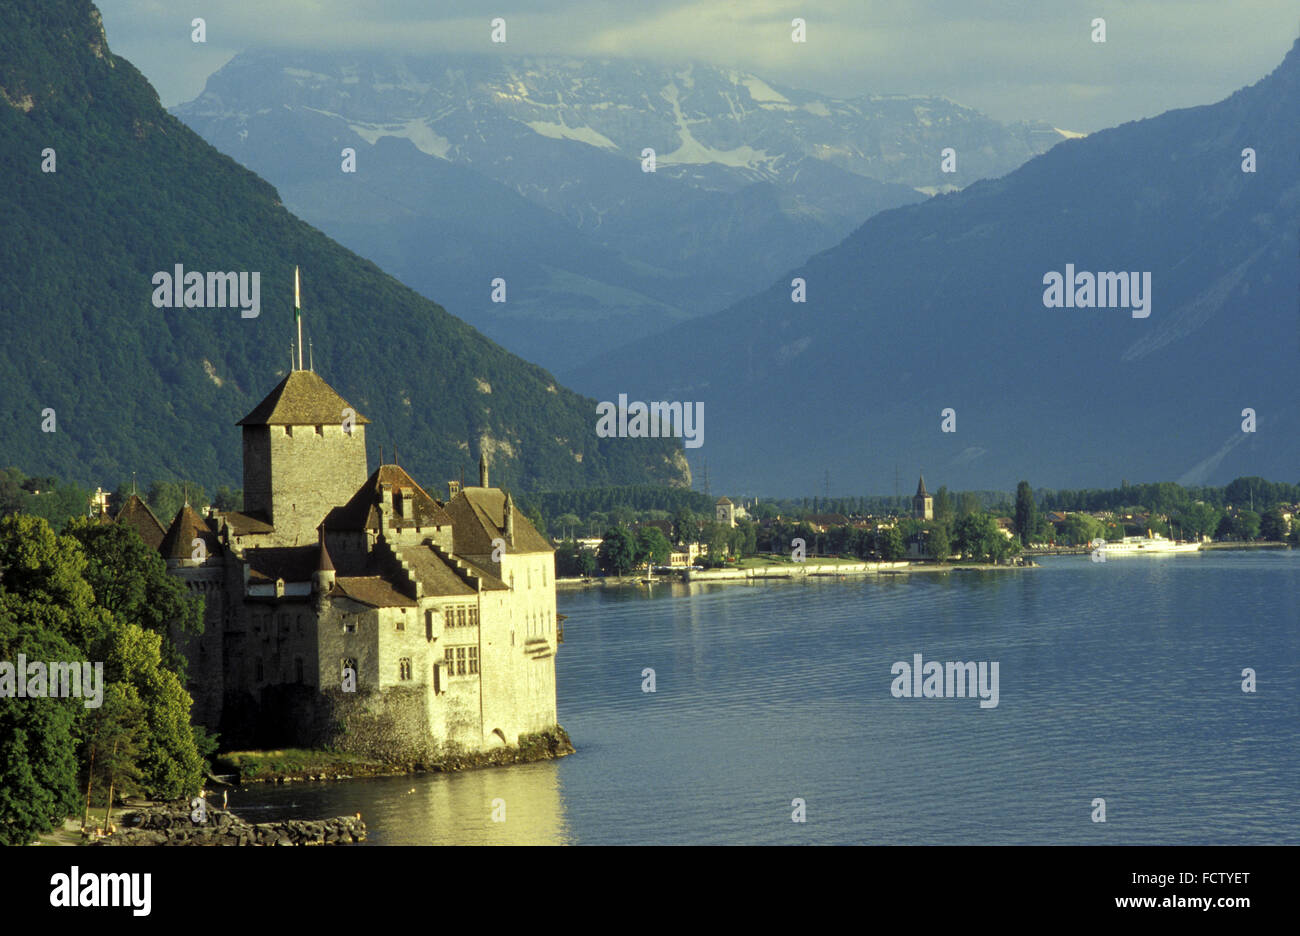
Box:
295, 266, 303, 371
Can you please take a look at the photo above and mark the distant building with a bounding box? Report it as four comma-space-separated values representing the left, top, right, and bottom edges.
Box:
913, 474, 933, 520
716, 496, 736, 528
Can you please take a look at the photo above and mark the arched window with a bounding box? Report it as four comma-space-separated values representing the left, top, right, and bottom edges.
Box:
399, 658, 412, 681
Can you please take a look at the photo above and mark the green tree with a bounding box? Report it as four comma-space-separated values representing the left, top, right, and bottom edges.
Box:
1232, 510, 1261, 541
925, 523, 951, 562
933, 487, 953, 522
1176, 503, 1220, 541
957, 492, 980, 516
146, 480, 207, 526
81, 682, 145, 829
1260, 508, 1289, 542
634, 527, 672, 566
0, 595, 82, 845
212, 485, 243, 512
671, 506, 698, 545
1060, 513, 1105, 547
104, 619, 204, 800
876, 526, 906, 561
554, 513, 581, 541
1013, 481, 1037, 546
65, 518, 203, 677
597, 527, 637, 576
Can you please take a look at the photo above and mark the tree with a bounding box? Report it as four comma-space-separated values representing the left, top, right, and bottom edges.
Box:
957, 492, 980, 516
1060, 513, 1105, 547
554, 513, 581, 541
81, 682, 145, 829
634, 527, 671, 566
65, 518, 203, 677
146, 480, 207, 526
671, 506, 698, 544
1260, 508, 1289, 542
925, 524, 951, 562
0, 595, 83, 845
597, 527, 637, 576
212, 486, 243, 512
1177, 503, 1220, 541
1013, 481, 1037, 546
875, 526, 905, 561
933, 486, 953, 522
1232, 510, 1261, 542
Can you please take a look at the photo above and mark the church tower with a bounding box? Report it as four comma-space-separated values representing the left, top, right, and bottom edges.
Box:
237, 370, 371, 546
913, 473, 933, 520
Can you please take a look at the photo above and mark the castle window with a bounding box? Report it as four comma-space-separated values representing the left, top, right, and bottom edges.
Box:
457, 608, 466, 628
315, 425, 323, 435
343, 620, 356, 634
342, 658, 357, 682
433, 663, 443, 694
396, 617, 405, 632
444, 647, 455, 675
456, 647, 467, 675
285, 426, 293, 437
469, 607, 478, 627
295, 658, 304, 683
468, 647, 479, 675
399, 658, 412, 681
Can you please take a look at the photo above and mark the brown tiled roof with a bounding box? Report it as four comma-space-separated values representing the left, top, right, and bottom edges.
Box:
446, 488, 552, 555
236, 370, 371, 427
221, 510, 274, 535
245, 546, 316, 583
401, 546, 477, 597
716, 496, 733, 505
323, 465, 453, 532
318, 537, 334, 573
456, 556, 510, 591
114, 494, 166, 550
333, 576, 418, 608
159, 505, 222, 560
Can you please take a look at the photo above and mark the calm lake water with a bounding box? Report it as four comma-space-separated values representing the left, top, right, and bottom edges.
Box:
230, 552, 1300, 844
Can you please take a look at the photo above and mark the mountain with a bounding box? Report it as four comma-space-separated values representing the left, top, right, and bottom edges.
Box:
0, 0, 688, 496
172, 52, 1070, 373
571, 41, 1300, 494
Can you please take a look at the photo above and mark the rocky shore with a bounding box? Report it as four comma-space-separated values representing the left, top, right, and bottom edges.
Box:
90, 802, 366, 846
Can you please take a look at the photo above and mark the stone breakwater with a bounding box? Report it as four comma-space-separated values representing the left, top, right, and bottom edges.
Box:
91, 803, 366, 846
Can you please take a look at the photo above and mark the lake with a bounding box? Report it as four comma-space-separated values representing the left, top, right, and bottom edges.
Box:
228, 551, 1300, 844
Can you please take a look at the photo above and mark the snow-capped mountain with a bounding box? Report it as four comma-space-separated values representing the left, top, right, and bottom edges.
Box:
175, 52, 1071, 372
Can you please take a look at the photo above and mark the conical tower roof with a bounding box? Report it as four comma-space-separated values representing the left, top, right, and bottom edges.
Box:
237, 370, 371, 426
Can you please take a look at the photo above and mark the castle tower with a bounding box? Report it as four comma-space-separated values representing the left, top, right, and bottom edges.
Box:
237, 370, 371, 547
913, 473, 934, 520
715, 496, 736, 528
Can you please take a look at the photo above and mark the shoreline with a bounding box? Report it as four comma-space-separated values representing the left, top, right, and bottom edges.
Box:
215, 726, 575, 785
558, 558, 1036, 590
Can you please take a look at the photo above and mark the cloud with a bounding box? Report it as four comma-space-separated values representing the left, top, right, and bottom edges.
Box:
96, 0, 1299, 128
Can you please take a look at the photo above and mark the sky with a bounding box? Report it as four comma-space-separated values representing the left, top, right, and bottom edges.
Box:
95, 0, 1299, 133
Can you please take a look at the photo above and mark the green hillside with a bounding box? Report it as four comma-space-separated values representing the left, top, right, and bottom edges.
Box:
0, 0, 689, 494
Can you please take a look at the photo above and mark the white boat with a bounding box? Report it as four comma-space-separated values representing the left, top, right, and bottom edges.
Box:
1093, 532, 1201, 556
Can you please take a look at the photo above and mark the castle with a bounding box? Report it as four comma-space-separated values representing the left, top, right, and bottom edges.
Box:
113, 367, 560, 759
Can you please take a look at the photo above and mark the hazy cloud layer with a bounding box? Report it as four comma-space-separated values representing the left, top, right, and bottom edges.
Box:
97, 0, 1297, 130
